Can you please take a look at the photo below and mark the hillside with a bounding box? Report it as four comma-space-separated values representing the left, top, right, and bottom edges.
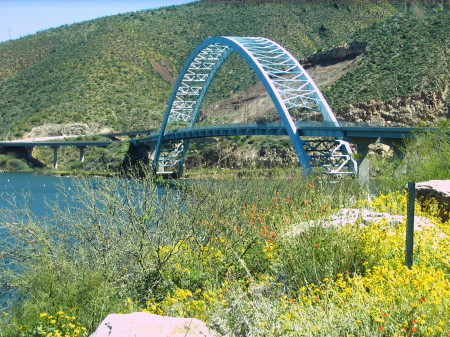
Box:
0, 0, 448, 140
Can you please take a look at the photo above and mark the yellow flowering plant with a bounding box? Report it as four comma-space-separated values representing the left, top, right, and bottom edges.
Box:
26, 311, 87, 337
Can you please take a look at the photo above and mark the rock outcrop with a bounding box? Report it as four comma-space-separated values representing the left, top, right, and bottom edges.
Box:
90, 312, 216, 337
290, 208, 445, 235
335, 89, 449, 126
23, 123, 112, 139
186, 144, 298, 169
301, 41, 367, 67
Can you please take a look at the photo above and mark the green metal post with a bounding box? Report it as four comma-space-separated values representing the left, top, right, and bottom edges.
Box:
406, 182, 415, 269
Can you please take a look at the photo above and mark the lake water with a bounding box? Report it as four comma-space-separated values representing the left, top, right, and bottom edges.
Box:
0, 172, 85, 218
0, 172, 176, 219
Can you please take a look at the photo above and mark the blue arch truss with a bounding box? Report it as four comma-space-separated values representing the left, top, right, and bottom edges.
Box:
153, 36, 350, 175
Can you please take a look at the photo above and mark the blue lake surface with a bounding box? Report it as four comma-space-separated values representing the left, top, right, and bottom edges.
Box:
0, 171, 176, 222
0, 172, 82, 218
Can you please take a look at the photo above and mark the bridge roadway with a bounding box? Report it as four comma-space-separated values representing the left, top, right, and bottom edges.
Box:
132, 122, 418, 144
0, 140, 113, 169
0, 140, 113, 147
0, 123, 444, 172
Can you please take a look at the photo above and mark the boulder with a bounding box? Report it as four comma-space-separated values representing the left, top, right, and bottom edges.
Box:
368, 143, 392, 157
289, 208, 447, 240
90, 312, 216, 337
415, 180, 450, 221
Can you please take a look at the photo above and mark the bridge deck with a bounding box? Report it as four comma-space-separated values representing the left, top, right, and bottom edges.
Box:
0, 140, 113, 147
133, 122, 425, 144
1, 124, 440, 148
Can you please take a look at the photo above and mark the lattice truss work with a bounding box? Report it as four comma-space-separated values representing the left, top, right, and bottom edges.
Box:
232, 37, 323, 111
160, 43, 232, 170
167, 43, 232, 124
305, 140, 357, 175
167, 37, 325, 125
157, 142, 184, 170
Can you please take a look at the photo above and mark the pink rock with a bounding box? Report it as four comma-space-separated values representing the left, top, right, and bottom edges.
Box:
90, 312, 216, 337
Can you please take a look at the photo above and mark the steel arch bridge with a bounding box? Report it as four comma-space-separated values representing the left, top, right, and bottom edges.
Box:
153, 36, 356, 176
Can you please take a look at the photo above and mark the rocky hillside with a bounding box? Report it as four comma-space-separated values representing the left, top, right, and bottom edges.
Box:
0, 0, 448, 141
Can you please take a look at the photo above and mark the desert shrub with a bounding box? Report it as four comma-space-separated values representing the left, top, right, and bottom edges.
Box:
402, 125, 450, 181
4, 158, 30, 171
372, 121, 450, 192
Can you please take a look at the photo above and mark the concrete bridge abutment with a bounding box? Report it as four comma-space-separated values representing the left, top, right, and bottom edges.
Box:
122, 141, 183, 178
26, 146, 35, 161
122, 141, 156, 172
350, 139, 372, 186
0, 145, 45, 168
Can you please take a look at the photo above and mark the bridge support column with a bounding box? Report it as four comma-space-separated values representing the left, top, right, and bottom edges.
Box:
78, 146, 87, 162
51, 146, 60, 169
25, 146, 34, 161
122, 141, 157, 174
356, 143, 371, 185
346, 138, 375, 185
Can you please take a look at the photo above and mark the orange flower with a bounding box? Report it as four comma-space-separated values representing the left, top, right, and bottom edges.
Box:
419, 297, 426, 302
379, 326, 385, 331
272, 197, 277, 201
271, 232, 277, 238
289, 298, 295, 303
382, 313, 388, 317
411, 327, 417, 332
314, 243, 320, 247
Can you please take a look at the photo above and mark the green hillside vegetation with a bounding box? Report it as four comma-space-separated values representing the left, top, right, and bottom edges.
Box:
0, 0, 448, 141
324, 9, 449, 107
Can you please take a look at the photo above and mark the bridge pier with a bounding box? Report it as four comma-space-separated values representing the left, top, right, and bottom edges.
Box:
356, 142, 371, 185
78, 146, 87, 163
349, 137, 407, 185
122, 141, 156, 174
346, 137, 375, 185
51, 146, 60, 169
25, 146, 35, 161
123, 141, 185, 177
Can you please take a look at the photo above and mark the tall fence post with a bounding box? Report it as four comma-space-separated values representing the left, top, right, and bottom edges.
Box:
406, 181, 415, 269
